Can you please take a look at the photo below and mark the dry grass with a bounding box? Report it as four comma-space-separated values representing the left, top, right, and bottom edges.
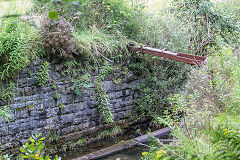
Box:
144, 0, 170, 14
0, 0, 33, 17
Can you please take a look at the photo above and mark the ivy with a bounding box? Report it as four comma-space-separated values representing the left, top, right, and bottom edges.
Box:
94, 81, 114, 124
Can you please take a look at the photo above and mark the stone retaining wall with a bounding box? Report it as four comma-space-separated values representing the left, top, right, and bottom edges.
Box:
0, 60, 139, 151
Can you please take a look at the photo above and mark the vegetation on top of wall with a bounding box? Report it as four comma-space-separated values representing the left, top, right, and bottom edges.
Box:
40, 14, 76, 59
0, 18, 31, 80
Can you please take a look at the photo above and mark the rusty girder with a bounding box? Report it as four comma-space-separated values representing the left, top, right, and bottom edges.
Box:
128, 44, 208, 66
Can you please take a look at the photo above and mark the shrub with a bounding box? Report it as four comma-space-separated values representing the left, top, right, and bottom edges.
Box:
170, 0, 239, 55
149, 46, 240, 159
0, 18, 30, 80
90, 0, 143, 36
131, 53, 190, 121
0, 133, 61, 160
40, 14, 76, 58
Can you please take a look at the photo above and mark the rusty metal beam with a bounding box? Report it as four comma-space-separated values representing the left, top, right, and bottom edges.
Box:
129, 44, 208, 66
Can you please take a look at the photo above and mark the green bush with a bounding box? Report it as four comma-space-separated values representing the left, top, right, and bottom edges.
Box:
79, 0, 143, 37
0, 18, 30, 80
147, 46, 240, 159
0, 133, 61, 160
131, 53, 190, 121
170, 0, 239, 55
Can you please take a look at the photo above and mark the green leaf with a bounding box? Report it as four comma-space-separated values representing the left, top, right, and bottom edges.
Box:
49, 11, 59, 20
20, 147, 26, 153
75, 12, 82, 16
30, 137, 35, 143
25, 142, 29, 147
23, 155, 30, 158
63, 0, 72, 2
28, 144, 35, 151
39, 137, 45, 141
38, 143, 45, 150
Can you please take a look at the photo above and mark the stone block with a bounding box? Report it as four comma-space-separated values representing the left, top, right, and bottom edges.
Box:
109, 91, 122, 99
60, 113, 75, 125
102, 81, 112, 92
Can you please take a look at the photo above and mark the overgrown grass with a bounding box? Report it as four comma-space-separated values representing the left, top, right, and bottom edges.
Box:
0, 0, 33, 17
0, 18, 32, 80
74, 29, 129, 58
142, 42, 240, 159
144, 0, 170, 14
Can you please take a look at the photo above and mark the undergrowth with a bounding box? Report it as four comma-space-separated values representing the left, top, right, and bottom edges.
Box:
142, 44, 240, 159
130, 53, 191, 122
0, 18, 31, 80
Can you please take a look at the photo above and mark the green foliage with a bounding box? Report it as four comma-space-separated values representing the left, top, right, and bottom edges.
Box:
63, 138, 87, 151
77, 0, 144, 37
74, 29, 128, 58
59, 104, 66, 109
61, 60, 79, 76
49, 130, 59, 143
0, 154, 13, 160
53, 92, 61, 100
0, 18, 30, 80
113, 78, 122, 84
20, 133, 46, 159
19, 133, 61, 160
97, 125, 122, 140
95, 81, 114, 124
98, 61, 112, 80
210, 120, 240, 160
0, 106, 12, 122
75, 138, 87, 146
0, 82, 16, 102
170, 0, 239, 55
71, 73, 91, 96
148, 46, 240, 159
40, 15, 75, 58
87, 61, 115, 124
51, 83, 57, 90
48, 11, 59, 20
131, 54, 190, 121
37, 62, 50, 86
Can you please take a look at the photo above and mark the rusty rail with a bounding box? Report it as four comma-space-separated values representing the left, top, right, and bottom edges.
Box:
128, 44, 208, 66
